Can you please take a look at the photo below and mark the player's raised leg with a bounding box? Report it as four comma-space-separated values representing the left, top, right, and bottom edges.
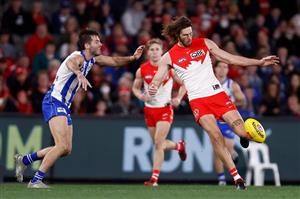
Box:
199, 114, 246, 190
15, 146, 53, 182
28, 116, 72, 188
222, 110, 251, 148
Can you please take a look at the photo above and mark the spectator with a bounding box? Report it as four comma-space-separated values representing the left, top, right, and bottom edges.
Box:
0, 30, 17, 60
0, 76, 17, 112
121, 0, 146, 37
51, 0, 72, 34
259, 81, 282, 116
31, 0, 48, 29
111, 86, 140, 116
32, 42, 59, 75
48, 59, 60, 82
72, 0, 90, 28
25, 23, 53, 62
31, 70, 50, 113
287, 95, 300, 117
1, 0, 34, 36
7, 66, 31, 98
16, 90, 33, 114
94, 100, 108, 117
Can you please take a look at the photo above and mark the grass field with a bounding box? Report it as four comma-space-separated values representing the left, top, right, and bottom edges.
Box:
1, 183, 300, 199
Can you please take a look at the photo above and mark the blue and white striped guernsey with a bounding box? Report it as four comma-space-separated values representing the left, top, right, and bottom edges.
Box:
221, 78, 235, 102
50, 51, 95, 108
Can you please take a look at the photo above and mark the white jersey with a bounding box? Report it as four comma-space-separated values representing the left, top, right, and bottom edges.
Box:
221, 78, 235, 102
50, 51, 95, 108
168, 38, 224, 100
140, 61, 173, 108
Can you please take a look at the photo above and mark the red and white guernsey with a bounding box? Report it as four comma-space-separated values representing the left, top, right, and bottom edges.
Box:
141, 61, 173, 108
168, 38, 224, 100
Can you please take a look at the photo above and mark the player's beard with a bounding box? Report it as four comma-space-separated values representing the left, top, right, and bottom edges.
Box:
91, 47, 101, 56
179, 37, 192, 47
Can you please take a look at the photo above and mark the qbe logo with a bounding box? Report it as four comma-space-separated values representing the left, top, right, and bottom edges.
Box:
190, 49, 205, 59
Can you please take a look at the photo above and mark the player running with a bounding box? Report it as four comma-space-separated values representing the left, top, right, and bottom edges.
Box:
148, 16, 279, 190
14, 29, 144, 188
132, 38, 187, 187
213, 61, 246, 185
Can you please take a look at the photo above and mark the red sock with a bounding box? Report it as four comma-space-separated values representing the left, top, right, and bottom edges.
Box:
230, 168, 241, 181
150, 169, 160, 182
175, 143, 181, 151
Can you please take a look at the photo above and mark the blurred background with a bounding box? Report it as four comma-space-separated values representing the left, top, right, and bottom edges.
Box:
0, 0, 299, 185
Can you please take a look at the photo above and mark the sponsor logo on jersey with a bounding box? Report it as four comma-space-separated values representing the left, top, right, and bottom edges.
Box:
145, 75, 153, 80
178, 57, 187, 63
212, 84, 220, 90
190, 49, 205, 59
57, 107, 66, 114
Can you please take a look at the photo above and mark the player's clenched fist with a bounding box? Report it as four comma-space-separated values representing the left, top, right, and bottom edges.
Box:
148, 83, 158, 96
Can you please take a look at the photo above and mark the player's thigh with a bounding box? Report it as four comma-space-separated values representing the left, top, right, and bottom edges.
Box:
148, 127, 156, 142
222, 110, 246, 135
199, 114, 224, 142
48, 116, 71, 145
155, 121, 171, 141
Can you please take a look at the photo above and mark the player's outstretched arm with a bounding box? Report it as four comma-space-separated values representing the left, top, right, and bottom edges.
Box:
94, 45, 145, 66
149, 53, 171, 96
205, 39, 280, 67
66, 55, 92, 91
132, 68, 149, 102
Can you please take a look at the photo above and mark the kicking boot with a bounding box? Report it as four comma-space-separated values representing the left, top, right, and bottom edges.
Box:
178, 140, 187, 161
240, 137, 249, 148
144, 179, 158, 187
28, 180, 50, 189
14, 154, 27, 182
235, 178, 247, 190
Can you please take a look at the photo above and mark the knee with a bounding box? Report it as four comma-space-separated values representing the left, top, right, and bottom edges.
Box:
209, 131, 224, 146
57, 144, 72, 156
154, 138, 164, 150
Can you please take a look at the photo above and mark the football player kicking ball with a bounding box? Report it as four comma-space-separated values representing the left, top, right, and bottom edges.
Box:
132, 38, 187, 187
14, 30, 144, 188
213, 61, 246, 185
149, 16, 279, 190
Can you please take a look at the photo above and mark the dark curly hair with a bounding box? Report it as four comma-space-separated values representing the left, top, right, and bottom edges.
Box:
162, 16, 192, 45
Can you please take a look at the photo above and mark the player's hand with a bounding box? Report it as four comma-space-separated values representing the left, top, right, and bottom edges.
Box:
132, 45, 145, 60
148, 83, 158, 97
171, 97, 181, 108
77, 73, 92, 91
260, 56, 280, 66
139, 94, 150, 102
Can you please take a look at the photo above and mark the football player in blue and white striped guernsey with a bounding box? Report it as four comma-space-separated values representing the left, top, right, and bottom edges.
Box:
14, 29, 144, 188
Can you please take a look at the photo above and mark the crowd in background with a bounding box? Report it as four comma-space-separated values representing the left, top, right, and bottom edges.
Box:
0, 0, 300, 118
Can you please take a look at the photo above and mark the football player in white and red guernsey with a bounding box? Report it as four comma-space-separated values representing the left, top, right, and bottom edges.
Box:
132, 38, 187, 187
149, 16, 279, 190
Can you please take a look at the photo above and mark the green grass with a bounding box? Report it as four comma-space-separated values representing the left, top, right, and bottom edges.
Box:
1, 183, 300, 199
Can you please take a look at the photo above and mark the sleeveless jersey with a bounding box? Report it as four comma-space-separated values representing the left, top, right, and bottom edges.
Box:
50, 51, 95, 108
140, 61, 173, 108
168, 38, 223, 100
221, 78, 235, 102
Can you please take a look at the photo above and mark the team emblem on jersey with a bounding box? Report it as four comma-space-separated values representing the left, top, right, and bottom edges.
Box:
190, 49, 205, 59
57, 107, 66, 114
178, 57, 187, 63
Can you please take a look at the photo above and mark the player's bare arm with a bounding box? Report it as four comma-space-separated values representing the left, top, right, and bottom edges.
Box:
66, 55, 92, 91
95, 45, 145, 66
231, 81, 246, 108
132, 68, 149, 102
204, 39, 280, 67
149, 53, 171, 96
171, 70, 187, 107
